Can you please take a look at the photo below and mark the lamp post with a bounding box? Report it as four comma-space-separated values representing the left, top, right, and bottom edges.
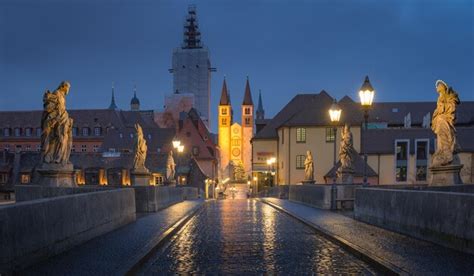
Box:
329, 99, 342, 210
177, 145, 184, 184
358, 76, 375, 186
266, 157, 276, 187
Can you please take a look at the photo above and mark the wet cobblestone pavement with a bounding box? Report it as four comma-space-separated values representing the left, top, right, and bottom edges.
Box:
140, 199, 378, 274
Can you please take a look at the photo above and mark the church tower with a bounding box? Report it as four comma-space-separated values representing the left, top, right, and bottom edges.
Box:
218, 78, 232, 178
170, 6, 216, 127
130, 85, 140, 111
241, 77, 254, 175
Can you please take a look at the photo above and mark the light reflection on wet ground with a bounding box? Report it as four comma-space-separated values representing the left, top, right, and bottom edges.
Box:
140, 199, 378, 274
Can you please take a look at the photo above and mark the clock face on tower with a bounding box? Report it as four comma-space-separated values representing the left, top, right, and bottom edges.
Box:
232, 148, 240, 157
233, 128, 239, 134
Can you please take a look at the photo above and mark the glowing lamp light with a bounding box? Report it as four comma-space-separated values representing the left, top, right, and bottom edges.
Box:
178, 145, 184, 153
359, 76, 375, 107
172, 139, 181, 149
253, 176, 257, 181
328, 100, 342, 123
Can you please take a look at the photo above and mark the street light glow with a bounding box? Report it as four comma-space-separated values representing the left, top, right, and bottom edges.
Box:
359, 76, 375, 107
178, 145, 184, 153
329, 100, 342, 123
172, 139, 181, 148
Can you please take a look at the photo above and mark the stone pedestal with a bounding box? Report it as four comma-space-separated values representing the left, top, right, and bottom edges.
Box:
164, 180, 177, 187
429, 164, 463, 186
337, 168, 355, 184
301, 180, 316, 185
131, 169, 151, 186
36, 163, 75, 187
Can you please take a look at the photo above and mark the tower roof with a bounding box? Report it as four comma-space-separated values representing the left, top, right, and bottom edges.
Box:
182, 5, 202, 49
219, 78, 230, 105
242, 77, 253, 106
108, 83, 118, 110
257, 90, 264, 113
130, 85, 140, 105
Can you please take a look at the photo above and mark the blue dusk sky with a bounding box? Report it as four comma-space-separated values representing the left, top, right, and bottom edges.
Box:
0, 0, 472, 132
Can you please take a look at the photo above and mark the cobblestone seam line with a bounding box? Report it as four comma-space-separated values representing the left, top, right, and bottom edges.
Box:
259, 199, 408, 276
124, 201, 206, 275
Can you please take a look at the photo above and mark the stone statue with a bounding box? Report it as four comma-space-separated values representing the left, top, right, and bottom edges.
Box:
431, 80, 460, 167
40, 81, 73, 166
166, 150, 176, 181
304, 150, 314, 181
339, 124, 355, 171
132, 123, 148, 172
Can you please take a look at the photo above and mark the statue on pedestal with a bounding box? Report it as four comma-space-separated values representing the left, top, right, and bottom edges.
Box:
337, 124, 355, 183
132, 123, 148, 172
304, 150, 314, 183
37, 81, 75, 187
166, 150, 176, 182
431, 80, 460, 166
40, 81, 73, 167
429, 80, 463, 185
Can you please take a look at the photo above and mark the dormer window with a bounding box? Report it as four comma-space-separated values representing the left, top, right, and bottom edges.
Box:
25, 128, 32, 137
94, 127, 102, 136
72, 127, 78, 137
3, 128, 10, 137
14, 128, 21, 137
36, 128, 42, 137
82, 127, 90, 136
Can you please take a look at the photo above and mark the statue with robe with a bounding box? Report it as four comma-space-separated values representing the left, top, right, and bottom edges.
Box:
166, 150, 176, 181
132, 123, 148, 172
304, 150, 314, 181
338, 124, 355, 171
431, 80, 460, 167
40, 81, 73, 166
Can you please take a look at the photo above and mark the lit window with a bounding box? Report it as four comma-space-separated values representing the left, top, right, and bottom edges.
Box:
416, 140, 429, 181
296, 128, 306, 143
21, 174, 30, 184
296, 155, 305, 169
82, 128, 90, 136
326, 128, 335, 142
94, 127, 102, 136
395, 140, 409, 182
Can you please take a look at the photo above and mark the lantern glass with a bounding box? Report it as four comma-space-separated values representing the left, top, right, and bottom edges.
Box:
172, 140, 181, 148
359, 90, 374, 107
328, 102, 342, 123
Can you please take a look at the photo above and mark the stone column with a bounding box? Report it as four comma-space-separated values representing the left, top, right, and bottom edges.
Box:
429, 164, 463, 186
131, 169, 151, 186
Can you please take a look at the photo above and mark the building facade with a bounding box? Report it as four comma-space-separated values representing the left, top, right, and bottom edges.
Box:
252, 91, 474, 186
218, 78, 254, 180
170, 6, 215, 127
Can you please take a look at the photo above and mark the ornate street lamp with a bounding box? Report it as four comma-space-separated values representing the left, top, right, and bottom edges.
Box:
328, 99, 341, 210
172, 139, 181, 149
358, 76, 375, 186
266, 157, 276, 187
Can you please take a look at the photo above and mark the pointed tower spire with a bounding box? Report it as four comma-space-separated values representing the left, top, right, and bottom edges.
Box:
242, 76, 254, 105
256, 89, 265, 120
108, 82, 118, 110
219, 77, 230, 105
